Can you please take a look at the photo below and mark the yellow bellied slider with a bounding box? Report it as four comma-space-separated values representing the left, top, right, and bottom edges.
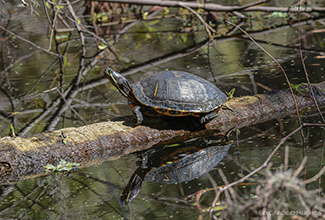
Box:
105, 68, 232, 124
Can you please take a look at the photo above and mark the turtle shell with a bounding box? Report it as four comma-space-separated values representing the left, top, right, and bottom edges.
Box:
132, 71, 227, 113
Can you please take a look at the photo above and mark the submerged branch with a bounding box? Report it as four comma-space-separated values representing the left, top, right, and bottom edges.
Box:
0, 81, 324, 184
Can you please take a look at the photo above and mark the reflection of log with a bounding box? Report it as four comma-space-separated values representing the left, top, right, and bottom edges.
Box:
0, 82, 324, 184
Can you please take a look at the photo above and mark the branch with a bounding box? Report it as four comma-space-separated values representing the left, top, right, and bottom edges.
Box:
91, 0, 325, 13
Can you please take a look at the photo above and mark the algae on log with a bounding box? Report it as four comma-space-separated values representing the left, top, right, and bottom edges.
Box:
0, 82, 324, 184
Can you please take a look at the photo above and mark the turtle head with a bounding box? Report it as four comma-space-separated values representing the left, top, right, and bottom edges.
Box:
105, 68, 133, 99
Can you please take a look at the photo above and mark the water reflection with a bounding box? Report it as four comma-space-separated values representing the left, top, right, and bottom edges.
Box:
0, 133, 233, 219
121, 133, 233, 204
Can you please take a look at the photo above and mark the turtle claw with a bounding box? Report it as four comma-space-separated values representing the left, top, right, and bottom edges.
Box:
224, 103, 233, 112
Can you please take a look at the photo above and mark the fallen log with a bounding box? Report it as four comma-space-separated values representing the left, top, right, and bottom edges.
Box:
0, 82, 324, 184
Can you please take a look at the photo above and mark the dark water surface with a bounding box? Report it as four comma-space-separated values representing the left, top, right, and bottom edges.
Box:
0, 0, 325, 219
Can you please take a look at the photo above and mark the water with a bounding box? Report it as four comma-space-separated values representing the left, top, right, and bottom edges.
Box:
0, 0, 325, 219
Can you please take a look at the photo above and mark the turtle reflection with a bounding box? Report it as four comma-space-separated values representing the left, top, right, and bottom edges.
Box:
121, 134, 233, 204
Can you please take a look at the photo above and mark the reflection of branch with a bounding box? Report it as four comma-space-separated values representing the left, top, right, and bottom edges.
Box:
19, 88, 65, 136
44, 52, 109, 131
115, 7, 164, 42
94, 0, 325, 12
0, 178, 49, 215
57, 90, 87, 124
21, 59, 60, 103
0, 50, 39, 85
177, 2, 215, 39
0, 25, 59, 57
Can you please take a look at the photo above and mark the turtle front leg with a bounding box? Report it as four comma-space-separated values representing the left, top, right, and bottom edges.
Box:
132, 106, 144, 125
200, 104, 234, 123
200, 109, 221, 123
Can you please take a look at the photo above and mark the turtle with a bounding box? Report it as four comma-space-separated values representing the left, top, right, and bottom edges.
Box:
105, 68, 233, 124
120, 134, 233, 204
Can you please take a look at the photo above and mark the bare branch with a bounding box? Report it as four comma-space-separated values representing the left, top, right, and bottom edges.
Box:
91, 0, 325, 12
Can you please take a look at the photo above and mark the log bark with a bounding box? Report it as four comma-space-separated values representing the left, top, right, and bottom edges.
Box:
0, 82, 324, 184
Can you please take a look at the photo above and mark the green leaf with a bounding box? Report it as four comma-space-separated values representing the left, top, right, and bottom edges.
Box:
142, 11, 149, 19
165, 143, 180, 148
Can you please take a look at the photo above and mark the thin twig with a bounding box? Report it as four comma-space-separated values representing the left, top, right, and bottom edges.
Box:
319, 140, 325, 195
303, 163, 325, 184
292, 156, 307, 178
284, 145, 289, 172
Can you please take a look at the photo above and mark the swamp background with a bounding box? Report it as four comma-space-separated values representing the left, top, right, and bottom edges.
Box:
0, 0, 325, 219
